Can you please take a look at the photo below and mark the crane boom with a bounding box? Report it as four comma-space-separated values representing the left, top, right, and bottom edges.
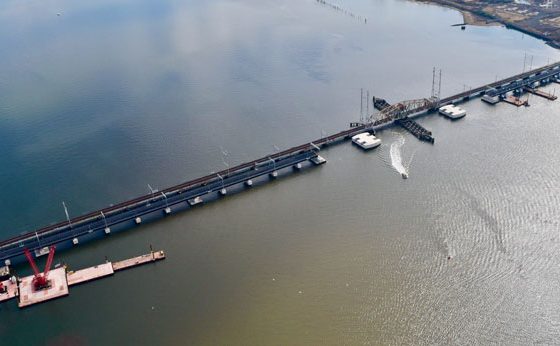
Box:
23, 248, 41, 277
43, 246, 56, 278
23, 246, 56, 290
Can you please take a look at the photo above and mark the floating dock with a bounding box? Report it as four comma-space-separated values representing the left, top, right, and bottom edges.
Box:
0, 250, 165, 308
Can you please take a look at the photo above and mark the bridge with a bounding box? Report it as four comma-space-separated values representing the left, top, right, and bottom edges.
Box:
0, 128, 371, 265
440, 61, 560, 105
2, 61, 560, 266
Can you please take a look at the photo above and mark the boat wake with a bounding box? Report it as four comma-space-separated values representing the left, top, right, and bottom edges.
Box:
376, 132, 417, 178
390, 134, 408, 177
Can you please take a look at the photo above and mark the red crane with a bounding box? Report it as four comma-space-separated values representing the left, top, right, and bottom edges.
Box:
23, 246, 56, 291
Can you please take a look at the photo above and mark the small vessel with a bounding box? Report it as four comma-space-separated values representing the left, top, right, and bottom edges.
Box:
188, 196, 203, 206
373, 97, 390, 111
310, 155, 327, 165
351, 132, 381, 150
482, 92, 500, 104
401, 172, 408, 179
439, 104, 466, 119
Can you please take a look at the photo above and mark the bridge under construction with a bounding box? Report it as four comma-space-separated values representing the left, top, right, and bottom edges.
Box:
1, 61, 559, 266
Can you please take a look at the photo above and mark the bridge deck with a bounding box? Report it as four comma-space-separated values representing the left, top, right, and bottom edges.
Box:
2, 62, 560, 264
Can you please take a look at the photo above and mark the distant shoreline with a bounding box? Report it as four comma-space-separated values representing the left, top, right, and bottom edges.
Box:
411, 0, 560, 50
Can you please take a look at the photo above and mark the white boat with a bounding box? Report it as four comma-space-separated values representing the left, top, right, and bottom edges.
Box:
482, 94, 500, 104
351, 132, 381, 150
439, 104, 466, 119
310, 155, 327, 165
188, 196, 203, 206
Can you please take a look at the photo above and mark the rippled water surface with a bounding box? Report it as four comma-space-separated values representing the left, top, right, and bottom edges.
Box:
1, 0, 560, 344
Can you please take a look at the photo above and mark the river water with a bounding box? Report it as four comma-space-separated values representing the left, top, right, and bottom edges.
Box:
1, 0, 560, 344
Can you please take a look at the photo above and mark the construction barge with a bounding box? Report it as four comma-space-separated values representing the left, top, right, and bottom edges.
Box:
396, 118, 435, 143
1, 62, 560, 267
0, 248, 165, 308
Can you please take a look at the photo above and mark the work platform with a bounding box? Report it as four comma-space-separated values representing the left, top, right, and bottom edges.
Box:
18, 268, 69, 308
503, 95, 528, 107
0, 278, 18, 303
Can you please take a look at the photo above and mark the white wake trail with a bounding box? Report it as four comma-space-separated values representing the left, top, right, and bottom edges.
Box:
390, 134, 408, 176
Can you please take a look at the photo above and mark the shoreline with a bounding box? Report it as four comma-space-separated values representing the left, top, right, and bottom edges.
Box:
411, 0, 560, 50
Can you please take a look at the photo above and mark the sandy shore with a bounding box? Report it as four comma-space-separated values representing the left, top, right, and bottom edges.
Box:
461, 10, 499, 27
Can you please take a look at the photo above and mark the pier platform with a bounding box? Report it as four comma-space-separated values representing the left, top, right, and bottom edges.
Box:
524, 87, 557, 100
67, 262, 114, 286
112, 250, 165, 271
